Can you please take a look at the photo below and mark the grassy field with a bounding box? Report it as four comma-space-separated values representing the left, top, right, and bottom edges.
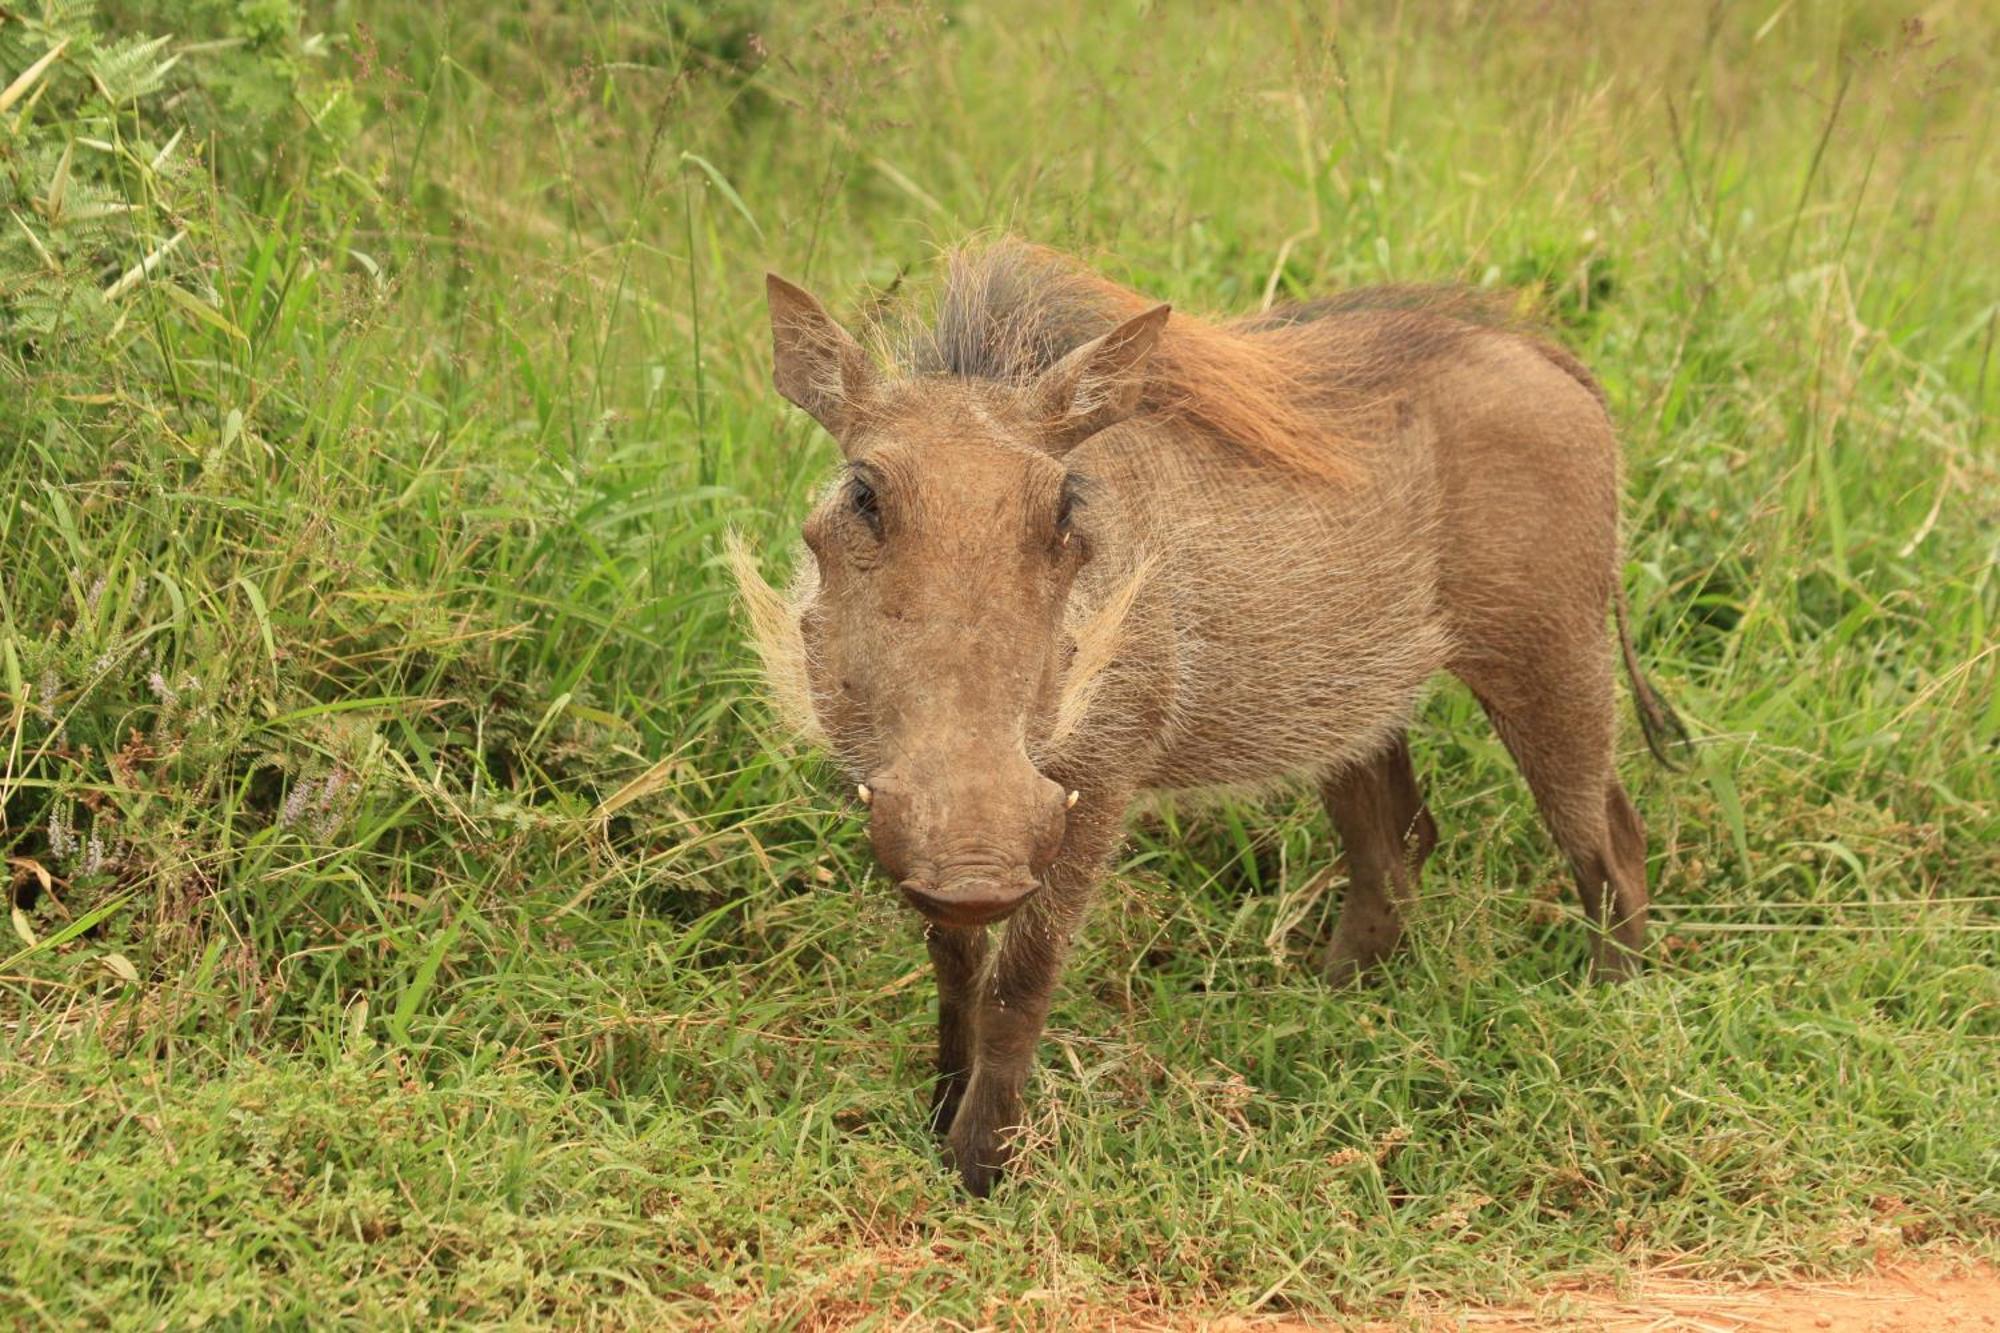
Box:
1, 0, 1995, 1326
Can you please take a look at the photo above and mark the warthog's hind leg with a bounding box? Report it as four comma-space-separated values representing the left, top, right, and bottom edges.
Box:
1458, 632, 1651, 979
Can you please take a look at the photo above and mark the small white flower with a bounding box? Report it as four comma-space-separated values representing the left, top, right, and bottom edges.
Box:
48, 806, 77, 860
309, 770, 353, 841
280, 780, 313, 827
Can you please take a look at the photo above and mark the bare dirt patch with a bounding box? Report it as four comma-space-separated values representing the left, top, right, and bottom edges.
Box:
1210, 1261, 2000, 1332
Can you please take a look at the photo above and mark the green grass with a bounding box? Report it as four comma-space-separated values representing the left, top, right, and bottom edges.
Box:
2, 0, 1995, 1325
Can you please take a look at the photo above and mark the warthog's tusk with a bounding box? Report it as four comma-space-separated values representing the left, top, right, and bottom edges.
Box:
1065, 790, 1080, 809
856, 783, 872, 807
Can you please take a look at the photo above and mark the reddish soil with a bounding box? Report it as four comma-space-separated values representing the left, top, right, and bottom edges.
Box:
1209, 1261, 2000, 1332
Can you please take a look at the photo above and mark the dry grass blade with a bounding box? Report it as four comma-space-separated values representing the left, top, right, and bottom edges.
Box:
101, 227, 187, 301
0, 37, 69, 116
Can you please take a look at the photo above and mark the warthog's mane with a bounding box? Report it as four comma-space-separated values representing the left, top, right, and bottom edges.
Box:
877, 241, 1605, 475
888, 240, 1361, 482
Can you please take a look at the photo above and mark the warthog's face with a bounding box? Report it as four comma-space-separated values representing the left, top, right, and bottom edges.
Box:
766, 275, 1166, 928
801, 419, 1077, 927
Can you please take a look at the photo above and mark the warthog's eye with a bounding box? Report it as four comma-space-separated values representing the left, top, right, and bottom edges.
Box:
1054, 477, 1083, 548
848, 475, 880, 532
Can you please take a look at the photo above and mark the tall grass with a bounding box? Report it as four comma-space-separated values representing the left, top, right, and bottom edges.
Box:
1, 0, 1994, 1324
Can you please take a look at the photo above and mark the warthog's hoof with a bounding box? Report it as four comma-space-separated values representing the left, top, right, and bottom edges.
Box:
952, 1152, 1003, 1198
1319, 935, 1400, 988
944, 1110, 1013, 1198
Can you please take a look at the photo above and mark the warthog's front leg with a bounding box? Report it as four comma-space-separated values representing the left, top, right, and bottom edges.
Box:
942, 883, 1086, 1196
924, 923, 989, 1135
942, 793, 1124, 1196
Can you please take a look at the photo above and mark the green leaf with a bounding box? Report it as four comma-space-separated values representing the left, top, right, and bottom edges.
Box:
680, 152, 765, 241
1702, 749, 1753, 880
388, 916, 462, 1046
0, 895, 132, 974
160, 281, 249, 343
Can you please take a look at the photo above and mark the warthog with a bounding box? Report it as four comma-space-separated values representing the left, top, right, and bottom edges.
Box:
735, 241, 1684, 1195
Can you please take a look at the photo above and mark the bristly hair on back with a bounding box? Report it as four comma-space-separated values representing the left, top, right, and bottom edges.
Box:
887, 240, 1356, 481
1245, 284, 1610, 410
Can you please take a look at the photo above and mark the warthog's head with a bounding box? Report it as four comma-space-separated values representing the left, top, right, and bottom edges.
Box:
754, 274, 1167, 928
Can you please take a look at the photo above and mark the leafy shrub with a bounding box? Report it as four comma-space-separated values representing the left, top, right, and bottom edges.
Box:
1, 1, 366, 946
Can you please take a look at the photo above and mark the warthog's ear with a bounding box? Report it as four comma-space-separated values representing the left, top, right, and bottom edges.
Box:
1030, 303, 1171, 452
767, 273, 877, 446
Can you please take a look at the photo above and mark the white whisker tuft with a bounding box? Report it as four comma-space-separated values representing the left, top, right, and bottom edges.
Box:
725, 532, 828, 747
1046, 552, 1156, 753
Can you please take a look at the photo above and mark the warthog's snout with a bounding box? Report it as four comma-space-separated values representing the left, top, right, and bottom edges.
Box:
862, 764, 1069, 928
897, 872, 1041, 927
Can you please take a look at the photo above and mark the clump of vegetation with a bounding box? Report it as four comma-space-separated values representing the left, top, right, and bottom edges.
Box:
1, 1, 1994, 1324
1, 0, 378, 961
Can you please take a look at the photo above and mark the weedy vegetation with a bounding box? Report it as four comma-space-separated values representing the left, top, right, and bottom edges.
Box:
0, 0, 1994, 1326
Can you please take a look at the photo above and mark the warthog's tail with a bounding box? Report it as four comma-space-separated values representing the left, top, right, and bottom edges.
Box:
1614, 582, 1691, 769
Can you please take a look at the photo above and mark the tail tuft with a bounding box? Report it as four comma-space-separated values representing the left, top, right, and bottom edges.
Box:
1614, 583, 1692, 770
